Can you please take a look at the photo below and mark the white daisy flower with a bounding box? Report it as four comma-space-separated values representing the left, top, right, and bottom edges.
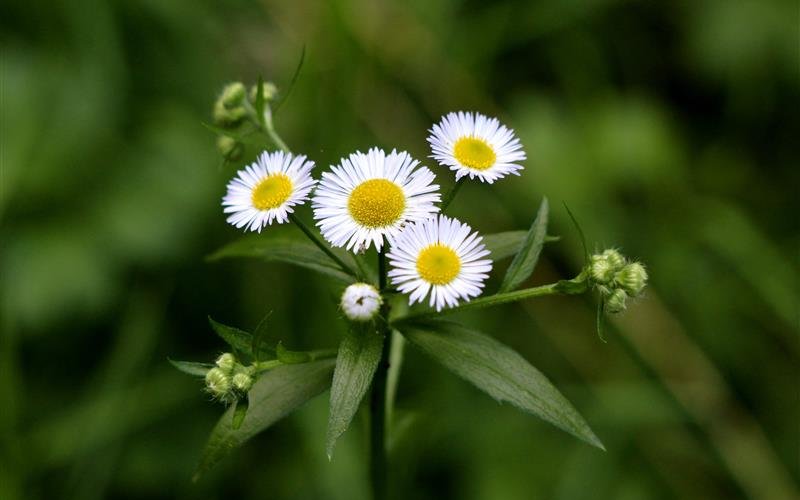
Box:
223, 150, 316, 232
387, 215, 493, 311
428, 111, 526, 183
312, 148, 440, 252
340, 283, 383, 322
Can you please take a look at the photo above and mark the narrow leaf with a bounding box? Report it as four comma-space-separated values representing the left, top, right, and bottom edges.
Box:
169, 359, 213, 377
207, 233, 356, 284
400, 321, 604, 450
231, 395, 249, 430
277, 342, 312, 364
194, 360, 335, 480
498, 197, 549, 293
326, 325, 384, 458
252, 310, 274, 361
208, 317, 254, 356
563, 202, 589, 262
483, 231, 558, 261
273, 45, 306, 114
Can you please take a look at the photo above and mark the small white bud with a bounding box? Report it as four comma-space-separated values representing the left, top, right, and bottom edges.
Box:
615, 262, 648, 297
249, 81, 278, 102
340, 283, 382, 322
605, 288, 628, 314
232, 372, 254, 392
205, 367, 231, 398
215, 353, 236, 374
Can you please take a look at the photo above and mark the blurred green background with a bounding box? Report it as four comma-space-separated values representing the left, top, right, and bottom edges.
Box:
2, 0, 798, 499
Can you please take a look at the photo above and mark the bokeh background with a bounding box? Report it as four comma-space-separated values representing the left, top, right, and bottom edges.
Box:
2, 0, 798, 499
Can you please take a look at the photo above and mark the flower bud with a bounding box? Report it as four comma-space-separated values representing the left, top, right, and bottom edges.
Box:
232, 372, 254, 392
215, 353, 236, 373
590, 249, 626, 284
341, 283, 382, 322
250, 81, 278, 102
605, 288, 628, 314
601, 249, 626, 270
205, 367, 231, 398
615, 262, 648, 297
220, 82, 246, 108
216, 135, 243, 160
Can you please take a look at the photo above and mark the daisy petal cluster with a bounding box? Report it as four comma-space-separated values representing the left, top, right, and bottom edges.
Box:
223, 151, 316, 232
428, 111, 526, 183
312, 148, 440, 252
388, 215, 492, 311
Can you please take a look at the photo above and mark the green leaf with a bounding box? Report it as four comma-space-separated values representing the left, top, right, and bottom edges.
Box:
208, 317, 254, 356
193, 359, 335, 480
231, 395, 249, 430
252, 310, 274, 361
326, 325, 384, 458
169, 359, 213, 377
254, 75, 266, 127
483, 230, 559, 261
207, 233, 356, 284
563, 202, 589, 262
276, 341, 312, 364
273, 45, 306, 115
399, 321, 604, 450
499, 197, 549, 293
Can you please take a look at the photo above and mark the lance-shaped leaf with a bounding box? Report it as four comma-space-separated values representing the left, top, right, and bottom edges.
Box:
193, 359, 335, 480
399, 321, 604, 450
209, 317, 254, 355
483, 230, 559, 262
498, 197, 549, 293
207, 233, 355, 284
326, 325, 384, 458
169, 359, 213, 377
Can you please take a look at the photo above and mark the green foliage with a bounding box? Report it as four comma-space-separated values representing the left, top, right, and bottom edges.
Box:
168, 359, 214, 377
398, 321, 604, 450
498, 197, 549, 292
326, 325, 385, 458
208, 232, 357, 284
194, 360, 335, 481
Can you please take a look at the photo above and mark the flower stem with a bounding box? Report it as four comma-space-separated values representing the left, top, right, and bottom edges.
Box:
394, 281, 585, 324
370, 248, 390, 500
262, 106, 291, 153
440, 178, 465, 212
289, 214, 360, 279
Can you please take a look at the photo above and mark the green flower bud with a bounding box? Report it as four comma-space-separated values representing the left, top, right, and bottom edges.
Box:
615, 262, 648, 297
216, 135, 243, 160
605, 288, 628, 314
590, 249, 627, 284
205, 367, 231, 398
250, 81, 278, 102
232, 372, 253, 392
215, 353, 236, 374
601, 249, 626, 270
220, 82, 246, 108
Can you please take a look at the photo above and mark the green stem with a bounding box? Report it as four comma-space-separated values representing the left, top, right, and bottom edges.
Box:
394, 281, 584, 324
440, 178, 465, 212
252, 348, 338, 373
289, 214, 360, 279
262, 106, 291, 153
370, 249, 390, 500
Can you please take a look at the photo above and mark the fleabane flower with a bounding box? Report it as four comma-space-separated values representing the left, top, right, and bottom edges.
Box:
223, 150, 316, 232
313, 148, 440, 252
428, 111, 526, 183
388, 215, 492, 311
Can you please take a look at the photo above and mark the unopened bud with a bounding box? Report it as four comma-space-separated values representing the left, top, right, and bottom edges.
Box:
205, 367, 231, 397
615, 262, 648, 297
213, 82, 248, 127
215, 353, 236, 373
341, 283, 382, 322
232, 372, 253, 392
220, 82, 246, 108
605, 288, 628, 314
250, 82, 278, 102
590, 249, 626, 283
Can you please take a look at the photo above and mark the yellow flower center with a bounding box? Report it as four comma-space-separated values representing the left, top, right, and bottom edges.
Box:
416, 244, 461, 285
347, 179, 406, 228
453, 137, 496, 170
251, 174, 293, 210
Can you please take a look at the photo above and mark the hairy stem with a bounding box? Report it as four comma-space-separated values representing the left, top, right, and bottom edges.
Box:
440, 178, 465, 212
289, 214, 360, 278
370, 248, 390, 500
394, 281, 585, 324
